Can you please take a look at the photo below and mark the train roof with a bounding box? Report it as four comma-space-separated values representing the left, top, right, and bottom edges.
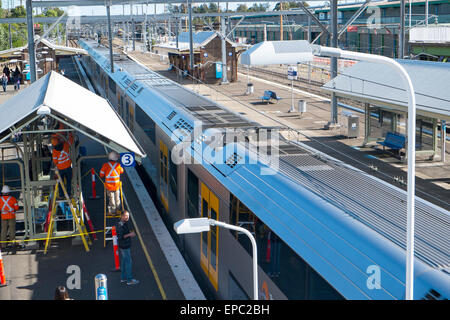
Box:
80, 39, 450, 300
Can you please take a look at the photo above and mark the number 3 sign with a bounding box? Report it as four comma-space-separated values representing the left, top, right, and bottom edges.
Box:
120, 152, 135, 167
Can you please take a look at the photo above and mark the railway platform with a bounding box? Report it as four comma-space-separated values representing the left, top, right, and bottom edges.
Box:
0, 57, 205, 300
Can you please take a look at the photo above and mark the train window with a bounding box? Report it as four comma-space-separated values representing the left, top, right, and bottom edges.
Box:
168, 150, 177, 200
108, 76, 116, 94
159, 141, 169, 212
187, 169, 198, 218
229, 194, 342, 299
200, 183, 219, 291
125, 101, 130, 125
135, 106, 156, 144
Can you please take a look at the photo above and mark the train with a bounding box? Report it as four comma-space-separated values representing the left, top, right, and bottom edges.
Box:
78, 39, 450, 300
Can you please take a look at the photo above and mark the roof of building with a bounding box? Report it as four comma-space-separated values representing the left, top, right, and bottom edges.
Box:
0, 70, 145, 158
153, 31, 236, 52
0, 36, 87, 59
240, 40, 313, 65
321, 59, 450, 121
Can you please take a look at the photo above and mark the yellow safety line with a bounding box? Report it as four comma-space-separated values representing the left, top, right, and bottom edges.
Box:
122, 193, 167, 300
0, 230, 103, 244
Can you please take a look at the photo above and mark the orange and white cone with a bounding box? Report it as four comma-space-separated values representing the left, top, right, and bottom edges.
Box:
0, 249, 7, 287
111, 226, 120, 271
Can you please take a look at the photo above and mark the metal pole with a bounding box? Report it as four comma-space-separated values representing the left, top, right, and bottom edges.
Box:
318, 46, 416, 300
26, 0, 37, 83
188, 1, 194, 72
8, 24, 12, 48
442, 120, 446, 162
330, 0, 338, 125
425, 0, 429, 26
106, 2, 114, 73
131, 3, 135, 51
221, 16, 228, 84
213, 220, 258, 300
409, 0, 412, 29
399, 0, 405, 58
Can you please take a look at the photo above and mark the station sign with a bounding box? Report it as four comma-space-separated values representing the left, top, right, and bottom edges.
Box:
120, 152, 135, 167
287, 66, 298, 80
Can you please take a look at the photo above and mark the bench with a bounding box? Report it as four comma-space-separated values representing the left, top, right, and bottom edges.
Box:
377, 132, 406, 151
260, 90, 282, 104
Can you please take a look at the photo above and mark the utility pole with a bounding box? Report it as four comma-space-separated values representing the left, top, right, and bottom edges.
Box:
329, 0, 338, 126
26, 0, 37, 83
188, 1, 194, 72
221, 16, 229, 84
106, 1, 114, 73
399, 0, 405, 58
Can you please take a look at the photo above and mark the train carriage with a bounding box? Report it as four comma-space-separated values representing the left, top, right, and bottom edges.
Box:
78, 39, 450, 300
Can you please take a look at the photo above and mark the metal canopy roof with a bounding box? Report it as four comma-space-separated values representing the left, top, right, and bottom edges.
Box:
321, 59, 450, 121
0, 70, 145, 159
240, 40, 314, 66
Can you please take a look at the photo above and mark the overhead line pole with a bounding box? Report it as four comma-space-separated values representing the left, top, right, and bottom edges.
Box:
106, 0, 114, 73
26, 0, 37, 83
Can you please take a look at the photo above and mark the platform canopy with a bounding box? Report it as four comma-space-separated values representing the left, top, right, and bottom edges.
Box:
321, 59, 450, 121
0, 70, 146, 159
240, 40, 313, 66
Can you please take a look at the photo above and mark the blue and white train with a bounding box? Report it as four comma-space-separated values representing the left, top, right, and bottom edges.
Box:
78, 39, 450, 300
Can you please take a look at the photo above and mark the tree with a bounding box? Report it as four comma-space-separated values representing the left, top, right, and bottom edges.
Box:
236, 4, 248, 12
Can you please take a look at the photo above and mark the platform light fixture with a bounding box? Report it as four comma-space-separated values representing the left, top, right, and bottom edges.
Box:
301, 42, 417, 300
174, 218, 259, 300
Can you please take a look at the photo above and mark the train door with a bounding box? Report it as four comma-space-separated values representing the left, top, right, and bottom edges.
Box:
159, 141, 169, 211
200, 182, 219, 291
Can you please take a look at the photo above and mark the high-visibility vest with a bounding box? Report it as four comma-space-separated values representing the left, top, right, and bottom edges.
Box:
0, 195, 19, 220
100, 161, 124, 191
52, 142, 72, 170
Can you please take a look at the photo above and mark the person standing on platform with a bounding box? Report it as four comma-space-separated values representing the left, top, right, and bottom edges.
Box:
100, 151, 123, 216
51, 134, 74, 197
1, 73, 7, 92
117, 210, 139, 285
0, 186, 19, 249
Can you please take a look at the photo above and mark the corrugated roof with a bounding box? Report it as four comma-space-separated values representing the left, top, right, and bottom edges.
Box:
240, 40, 313, 65
0, 71, 145, 158
321, 59, 450, 121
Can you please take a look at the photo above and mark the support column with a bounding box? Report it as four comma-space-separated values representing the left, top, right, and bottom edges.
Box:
399, 0, 405, 58
441, 120, 446, 162
9, 24, 12, 48
364, 103, 370, 145
221, 17, 229, 84
188, 1, 194, 72
106, 2, 114, 73
329, 0, 338, 126
26, 0, 37, 83
131, 4, 135, 51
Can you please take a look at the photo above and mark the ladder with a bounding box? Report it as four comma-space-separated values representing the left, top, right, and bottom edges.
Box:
44, 169, 91, 254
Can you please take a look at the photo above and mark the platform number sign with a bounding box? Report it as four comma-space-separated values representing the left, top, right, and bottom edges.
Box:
120, 152, 135, 167
287, 66, 298, 80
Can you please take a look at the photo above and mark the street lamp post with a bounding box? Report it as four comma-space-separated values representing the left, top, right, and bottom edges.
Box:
174, 218, 259, 300
312, 45, 416, 300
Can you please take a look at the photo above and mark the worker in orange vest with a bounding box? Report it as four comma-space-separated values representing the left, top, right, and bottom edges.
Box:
52, 134, 74, 197
0, 186, 19, 249
100, 151, 124, 215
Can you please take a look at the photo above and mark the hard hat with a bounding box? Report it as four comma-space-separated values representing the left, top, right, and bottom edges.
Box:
108, 151, 119, 161
1, 185, 10, 194
51, 137, 59, 146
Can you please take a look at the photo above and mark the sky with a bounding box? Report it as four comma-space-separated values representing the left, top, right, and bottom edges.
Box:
2, 1, 332, 16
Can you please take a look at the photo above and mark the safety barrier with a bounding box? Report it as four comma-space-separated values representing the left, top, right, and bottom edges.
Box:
0, 249, 7, 287
111, 226, 120, 271
89, 168, 100, 199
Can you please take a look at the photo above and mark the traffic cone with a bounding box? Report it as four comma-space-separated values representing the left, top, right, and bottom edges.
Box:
111, 226, 120, 272
82, 202, 97, 240
0, 249, 7, 287
89, 168, 100, 199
